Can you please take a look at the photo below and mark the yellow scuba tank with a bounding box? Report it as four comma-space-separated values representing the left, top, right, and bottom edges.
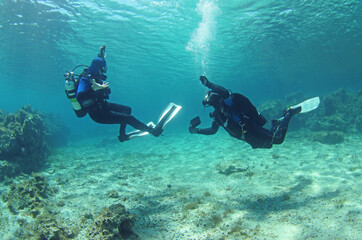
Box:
64, 71, 86, 118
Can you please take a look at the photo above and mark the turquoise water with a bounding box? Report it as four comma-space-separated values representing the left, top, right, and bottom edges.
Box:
1, 1, 362, 239
1, 0, 361, 137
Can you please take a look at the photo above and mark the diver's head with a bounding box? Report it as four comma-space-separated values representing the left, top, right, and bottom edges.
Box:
202, 91, 223, 108
88, 57, 107, 80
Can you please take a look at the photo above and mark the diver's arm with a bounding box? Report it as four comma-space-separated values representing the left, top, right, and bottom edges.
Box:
190, 120, 220, 135
207, 82, 230, 99
200, 76, 230, 99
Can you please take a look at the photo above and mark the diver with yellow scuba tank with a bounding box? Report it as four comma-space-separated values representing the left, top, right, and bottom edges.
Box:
64, 45, 163, 142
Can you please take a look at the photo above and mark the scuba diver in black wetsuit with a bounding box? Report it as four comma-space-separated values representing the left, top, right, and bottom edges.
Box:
188, 76, 302, 149
66, 46, 162, 142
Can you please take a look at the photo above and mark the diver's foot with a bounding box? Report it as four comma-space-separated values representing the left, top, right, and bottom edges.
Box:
283, 106, 302, 117
150, 124, 163, 137
118, 134, 130, 142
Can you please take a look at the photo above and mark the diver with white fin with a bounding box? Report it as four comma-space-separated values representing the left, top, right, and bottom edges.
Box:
189, 76, 320, 149
65, 45, 166, 142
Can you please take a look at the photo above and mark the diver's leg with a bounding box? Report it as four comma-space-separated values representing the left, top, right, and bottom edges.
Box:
96, 110, 153, 133
271, 106, 301, 145
118, 123, 129, 142
105, 102, 135, 141
89, 103, 148, 130
106, 102, 132, 114
105, 101, 162, 136
271, 121, 288, 145
246, 126, 274, 149
123, 115, 154, 132
89, 104, 155, 140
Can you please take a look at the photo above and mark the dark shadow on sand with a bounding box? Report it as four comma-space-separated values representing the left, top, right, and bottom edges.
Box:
237, 176, 340, 221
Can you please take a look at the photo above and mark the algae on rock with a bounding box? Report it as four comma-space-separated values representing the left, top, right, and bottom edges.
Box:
0, 105, 69, 179
1, 173, 76, 239
86, 203, 137, 240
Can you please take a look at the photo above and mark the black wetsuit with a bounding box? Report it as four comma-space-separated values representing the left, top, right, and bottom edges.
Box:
76, 76, 153, 140
196, 82, 294, 149
88, 99, 153, 138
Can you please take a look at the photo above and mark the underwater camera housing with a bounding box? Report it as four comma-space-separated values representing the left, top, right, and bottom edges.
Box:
190, 116, 201, 128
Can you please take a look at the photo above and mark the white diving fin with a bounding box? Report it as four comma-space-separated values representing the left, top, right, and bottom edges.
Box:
290, 96, 320, 113
156, 102, 182, 129
127, 121, 156, 139
126, 102, 182, 139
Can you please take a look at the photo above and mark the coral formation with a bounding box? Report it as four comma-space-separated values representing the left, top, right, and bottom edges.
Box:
1, 173, 75, 239
306, 89, 362, 134
2, 173, 49, 217
0, 105, 46, 159
34, 210, 77, 240
86, 203, 137, 240
0, 105, 69, 179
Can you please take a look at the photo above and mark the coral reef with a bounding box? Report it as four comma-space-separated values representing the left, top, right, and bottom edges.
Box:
1, 173, 75, 239
0, 105, 69, 179
34, 210, 77, 240
2, 173, 49, 217
0, 160, 20, 179
307, 89, 362, 134
0, 105, 46, 159
2, 185, 136, 240
86, 203, 137, 240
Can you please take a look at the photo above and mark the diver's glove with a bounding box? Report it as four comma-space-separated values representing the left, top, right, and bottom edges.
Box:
200, 76, 210, 87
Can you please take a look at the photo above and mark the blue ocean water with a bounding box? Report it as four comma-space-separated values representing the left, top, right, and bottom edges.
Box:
1, 1, 362, 239
0, 0, 361, 137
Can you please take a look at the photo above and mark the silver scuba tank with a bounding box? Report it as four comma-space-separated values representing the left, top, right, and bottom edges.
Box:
64, 72, 86, 118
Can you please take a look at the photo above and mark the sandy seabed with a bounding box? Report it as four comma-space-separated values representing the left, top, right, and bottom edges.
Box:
1, 131, 361, 239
